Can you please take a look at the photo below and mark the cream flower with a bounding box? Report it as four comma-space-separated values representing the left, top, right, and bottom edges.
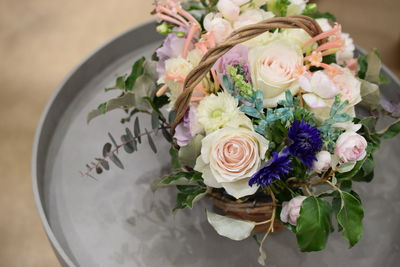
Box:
248, 39, 303, 107
233, 9, 274, 29
194, 126, 269, 199
312, 151, 332, 174
197, 91, 252, 133
161, 56, 194, 107
287, 0, 309, 16
203, 12, 234, 44
217, 0, 240, 21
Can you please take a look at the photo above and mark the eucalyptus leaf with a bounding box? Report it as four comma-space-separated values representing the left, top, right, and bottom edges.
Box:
336, 191, 364, 247
109, 153, 124, 169
145, 128, 157, 153
134, 117, 141, 143
96, 158, 110, 171
108, 133, 119, 153
359, 79, 380, 110
102, 143, 112, 157
296, 197, 332, 252
151, 110, 160, 130
206, 210, 255, 241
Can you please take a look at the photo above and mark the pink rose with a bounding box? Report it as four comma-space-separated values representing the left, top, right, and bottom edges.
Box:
280, 196, 307, 225
334, 131, 367, 163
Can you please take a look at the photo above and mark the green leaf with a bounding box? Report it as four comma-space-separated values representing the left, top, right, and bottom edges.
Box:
335, 155, 369, 180
178, 134, 203, 168
102, 143, 112, 157
159, 171, 202, 186
376, 119, 400, 139
307, 12, 337, 22
169, 146, 181, 170
336, 191, 364, 247
359, 79, 380, 110
174, 185, 206, 210
161, 126, 173, 143
96, 158, 110, 171
121, 135, 134, 154
109, 153, 124, 169
296, 197, 332, 252
151, 110, 160, 130
206, 210, 255, 241
108, 133, 119, 153
134, 117, 141, 143
125, 57, 145, 91
87, 92, 136, 123
105, 75, 126, 92
145, 128, 157, 153
365, 50, 382, 84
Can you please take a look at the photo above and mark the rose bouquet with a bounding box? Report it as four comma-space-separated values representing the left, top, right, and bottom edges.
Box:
82, 0, 400, 264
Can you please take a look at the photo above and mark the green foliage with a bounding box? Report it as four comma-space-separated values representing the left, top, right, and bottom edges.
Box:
376, 119, 400, 139
174, 185, 207, 210
336, 191, 364, 247
267, 0, 291, 16
296, 197, 332, 252
125, 57, 146, 91
318, 96, 352, 152
169, 146, 181, 170
306, 12, 337, 22
159, 171, 203, 186
358, 50, 388, 85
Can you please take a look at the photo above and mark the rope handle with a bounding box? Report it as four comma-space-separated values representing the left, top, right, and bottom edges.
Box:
171, 15, 326, 134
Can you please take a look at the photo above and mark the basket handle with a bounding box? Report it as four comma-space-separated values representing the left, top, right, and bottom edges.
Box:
171, 15, 326, 134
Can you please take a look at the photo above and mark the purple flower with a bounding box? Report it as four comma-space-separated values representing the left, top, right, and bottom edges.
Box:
249, 152, 292, 187
214, 44, 250, 82
156, 27, 195, 77
173, 104, 202, 147
288, 120, 323, 168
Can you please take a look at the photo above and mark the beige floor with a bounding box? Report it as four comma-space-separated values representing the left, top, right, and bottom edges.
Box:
0, 0, 398, 266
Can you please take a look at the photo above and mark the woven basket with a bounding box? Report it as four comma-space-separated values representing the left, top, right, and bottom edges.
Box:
171, 15, 327, 232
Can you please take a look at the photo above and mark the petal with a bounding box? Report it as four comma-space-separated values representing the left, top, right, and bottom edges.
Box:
311, 71, 339, 99
221, 179, 259, 199
297, 75, 312, 92
302, 93, 329, 108
194, 156, 222, 188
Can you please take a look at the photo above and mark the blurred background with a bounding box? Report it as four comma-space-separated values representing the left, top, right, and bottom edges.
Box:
0, 0, 398, 266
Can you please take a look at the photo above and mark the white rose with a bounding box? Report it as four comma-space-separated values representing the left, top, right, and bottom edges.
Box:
217, 0, 240, 21
194, 126, 269, 199
233, 9, 274, 29
197, 91, 252, 133
280, 196, 307, 225
334, 131, 367, 164
312, 151, 332, 173
282, 28, 312, 49
331, 65, 362, 107
299, 71, 339, 109
287, 0, 309, 16
204, 12, 233, 44
249, 39, 303, 107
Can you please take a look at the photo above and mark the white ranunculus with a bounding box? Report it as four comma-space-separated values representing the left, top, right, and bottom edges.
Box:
217, 0, 240, 21
194, 126, 269, 199
233, 9, 274, 29
197, 91, 252, 133
248, 39, 303, 107
312, 151, 332, 173
203, 12, 234, 44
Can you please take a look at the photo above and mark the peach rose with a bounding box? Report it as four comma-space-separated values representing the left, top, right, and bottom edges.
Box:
280, 196, 307, 225
194, 126, 269, 199
334, 131, 367, 164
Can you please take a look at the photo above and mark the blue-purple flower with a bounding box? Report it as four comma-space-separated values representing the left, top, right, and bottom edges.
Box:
249, 152, 292, 187
287, 120, 323, 168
